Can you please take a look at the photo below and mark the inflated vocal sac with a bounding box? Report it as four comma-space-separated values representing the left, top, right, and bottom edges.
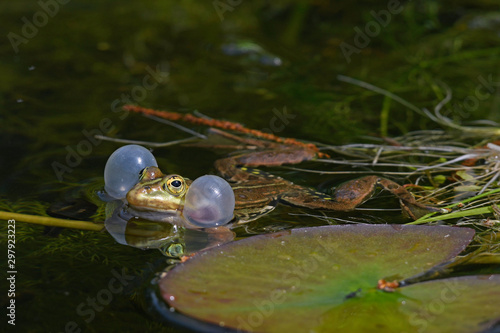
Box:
183, 175, 235, 227
104, 145, 158, 199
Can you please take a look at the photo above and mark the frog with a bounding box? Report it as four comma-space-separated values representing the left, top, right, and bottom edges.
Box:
126, 139, 442, 224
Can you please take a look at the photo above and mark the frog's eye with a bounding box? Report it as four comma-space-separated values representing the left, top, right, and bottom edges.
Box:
104, 145, 158, 199
171, 180, 182, 188
163, 175, 186, 195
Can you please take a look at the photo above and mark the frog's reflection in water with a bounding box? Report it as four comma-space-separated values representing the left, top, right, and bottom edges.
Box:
104, 201, 235, 258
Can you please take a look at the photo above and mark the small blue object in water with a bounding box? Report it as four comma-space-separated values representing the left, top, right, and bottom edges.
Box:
183, 175, 235, 227
221, 41, 282, 66
104, 145, 158, 199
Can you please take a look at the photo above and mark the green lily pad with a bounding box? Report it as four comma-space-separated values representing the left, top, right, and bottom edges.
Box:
159, 225, 500, 332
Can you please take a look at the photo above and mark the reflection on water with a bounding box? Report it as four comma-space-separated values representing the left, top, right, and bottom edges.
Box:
104, 201, 235, 257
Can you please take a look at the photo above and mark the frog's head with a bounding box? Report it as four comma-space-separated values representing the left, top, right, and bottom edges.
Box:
126, 166, 191, 213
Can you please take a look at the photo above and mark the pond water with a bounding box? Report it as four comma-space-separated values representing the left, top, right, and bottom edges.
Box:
1, 0, 499, 332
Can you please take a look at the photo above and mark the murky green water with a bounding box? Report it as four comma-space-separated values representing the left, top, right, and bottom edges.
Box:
1, 0, 499, 332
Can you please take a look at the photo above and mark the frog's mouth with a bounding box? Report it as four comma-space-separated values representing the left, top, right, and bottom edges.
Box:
124, 205, 183, 223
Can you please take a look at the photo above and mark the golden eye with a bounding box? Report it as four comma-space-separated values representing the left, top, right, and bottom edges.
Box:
163, 175, 186, 195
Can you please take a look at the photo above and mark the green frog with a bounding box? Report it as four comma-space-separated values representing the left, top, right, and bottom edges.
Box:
126, 143, 442, 224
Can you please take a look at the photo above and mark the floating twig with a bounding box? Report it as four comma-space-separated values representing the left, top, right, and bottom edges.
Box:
123, 105, 328, 156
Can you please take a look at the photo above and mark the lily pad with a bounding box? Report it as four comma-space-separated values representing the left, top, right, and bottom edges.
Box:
158, 225, 500, 332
